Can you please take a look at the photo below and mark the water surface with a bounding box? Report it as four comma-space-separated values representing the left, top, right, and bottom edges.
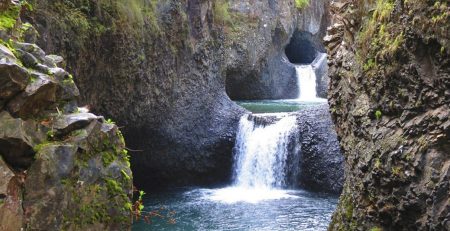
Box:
236, 100, 326, 113
133, 188, 338, 231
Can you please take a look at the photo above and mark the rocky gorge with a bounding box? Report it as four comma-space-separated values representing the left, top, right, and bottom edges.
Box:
0, 0, 448, 230
26, 0, 334, 190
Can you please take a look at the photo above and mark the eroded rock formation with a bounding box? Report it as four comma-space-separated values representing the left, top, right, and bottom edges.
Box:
0, 2, 132, 230
26, 0, 334, 189
326, 0, 449, 230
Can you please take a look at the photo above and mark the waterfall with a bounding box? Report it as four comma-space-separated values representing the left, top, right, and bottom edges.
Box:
208, 113, 300, 203
233, 114, 298, 189
295, 65, 325, 102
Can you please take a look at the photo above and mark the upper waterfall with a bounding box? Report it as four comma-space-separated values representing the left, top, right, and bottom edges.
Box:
296, 64, 326, 102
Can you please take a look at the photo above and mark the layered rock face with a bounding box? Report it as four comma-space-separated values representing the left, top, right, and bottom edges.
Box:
27, 0, 331, 189
295, 105, 343, 194
326, 0, 449, 230
0, 2, 132, 230
242, 105, 344, 194
226, 0, 330, 100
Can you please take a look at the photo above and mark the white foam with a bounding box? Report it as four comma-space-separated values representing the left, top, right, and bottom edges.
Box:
203, 187, 298, 204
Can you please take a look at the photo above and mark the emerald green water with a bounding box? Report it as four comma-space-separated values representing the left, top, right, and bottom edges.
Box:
132, 99, 335, 231
236, 100, 326, 113
132, 188, 338, 231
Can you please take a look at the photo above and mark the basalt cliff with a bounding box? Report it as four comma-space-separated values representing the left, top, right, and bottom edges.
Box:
326, 0, 449, 230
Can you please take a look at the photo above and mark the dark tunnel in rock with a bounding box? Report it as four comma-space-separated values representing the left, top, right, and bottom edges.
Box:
285, 30, 322, 64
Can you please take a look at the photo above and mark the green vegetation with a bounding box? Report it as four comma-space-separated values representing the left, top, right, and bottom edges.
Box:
357, 0, 403, 75
295, 0, 309, 9
375, 110, 382, 120
33, 0, 161, 53
214, 0, 232, 25
105, 118, 115, 125
370, 227, 383, 231
0, 5, 19, 30
374, 158, 382, 169
391, 166, 402, 176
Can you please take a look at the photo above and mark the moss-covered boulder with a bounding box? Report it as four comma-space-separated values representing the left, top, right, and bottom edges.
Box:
0, 1, 132, 230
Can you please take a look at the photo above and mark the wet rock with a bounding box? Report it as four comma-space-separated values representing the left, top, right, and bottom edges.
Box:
296, 105, 344, 194
0, 157, 14, 196
15, 49, 39, 68
0, 50, 30, 106
29, 0, 332, 192
0, 111, 45, 170
52, 112, 101, 136
0, 6, 132, 229
13, 42, 46, 62
43, 55, 63, 68
0, 174, 24, 231
7, 72, 58, 118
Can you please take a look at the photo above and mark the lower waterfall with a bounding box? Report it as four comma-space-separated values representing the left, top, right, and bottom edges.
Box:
233, 114, 298, 189
208, 113, 301, 203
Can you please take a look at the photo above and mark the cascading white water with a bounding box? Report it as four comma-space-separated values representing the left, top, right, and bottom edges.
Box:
233, 114, 298, 189
295, 65, 325, 102
207, 113, 300, 203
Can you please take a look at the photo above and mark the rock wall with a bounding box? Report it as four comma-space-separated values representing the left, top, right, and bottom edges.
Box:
245, 106, 344, 194
326, 0, 449, 230
0, 2, 132, 230
295, 105, 343, 194
26, 0, 331, 189
225, 0, 330, 100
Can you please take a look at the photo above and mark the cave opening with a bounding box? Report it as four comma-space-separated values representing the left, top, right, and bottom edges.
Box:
284, 30, 321, 65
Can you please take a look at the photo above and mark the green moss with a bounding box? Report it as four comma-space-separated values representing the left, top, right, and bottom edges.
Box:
295, 0, 309, 9
101, 151, 116, 167
375, 110, 382, 120
120, 169, 131, 181
391, 166, 402, 176
374, 158, 382, 169
345, 201, 354, 220
214, 0, 232, 25
33, 141, 54, 153
363, 58, 376, 71
0, 4, 20, 30
357, 0, 405, 75
106, 179, 122, 194
370, 227, 383, 231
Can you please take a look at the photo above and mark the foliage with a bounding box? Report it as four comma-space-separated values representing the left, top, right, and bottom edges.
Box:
0, 6, 19, 30
214, 0, 232, 25
357, 0, 404, 76
295, 0, 309, 9
131, 188, 176, 225
375, 110, 382, 120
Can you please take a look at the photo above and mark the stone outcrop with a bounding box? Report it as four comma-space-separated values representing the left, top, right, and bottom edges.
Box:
26, 0, 332, 189
296, 105, 343, 194
245, 105, 344, 194
326, 0, 449, 230
225, 0, 330, 100
0, 2, 132, 229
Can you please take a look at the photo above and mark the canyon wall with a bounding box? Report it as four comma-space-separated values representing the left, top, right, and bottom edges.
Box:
326, 0, 449, 230
28, 0, 331, 189
0, 1, 132, 230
